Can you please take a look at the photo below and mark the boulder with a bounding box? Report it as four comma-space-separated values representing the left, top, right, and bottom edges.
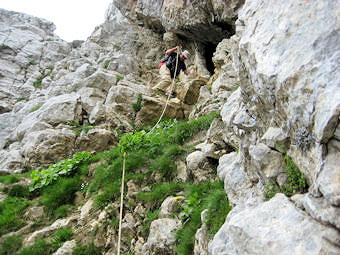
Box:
23, 216, 78, 246
24, 206, 45, 222
186, 151, 214, 183
22, 128, 76, 168
75, 128, 116, 153
158, 196, 184, 218
209, 194, 340, 255
249, 143, 285, 178
52, 240, 76, 255
142, 218, 182, 255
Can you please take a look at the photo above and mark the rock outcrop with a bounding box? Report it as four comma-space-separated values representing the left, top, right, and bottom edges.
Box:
0, 0, 339, 254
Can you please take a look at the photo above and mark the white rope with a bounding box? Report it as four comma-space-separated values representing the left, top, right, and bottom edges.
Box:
116, 49, 180, 254
117, 152, 126, 255
148, 49, 180, 134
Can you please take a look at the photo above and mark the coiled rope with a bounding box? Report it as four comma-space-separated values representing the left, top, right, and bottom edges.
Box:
117, 49, 180, 254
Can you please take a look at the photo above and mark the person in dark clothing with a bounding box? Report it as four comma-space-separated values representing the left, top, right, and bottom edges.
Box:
153, 46, 191, 98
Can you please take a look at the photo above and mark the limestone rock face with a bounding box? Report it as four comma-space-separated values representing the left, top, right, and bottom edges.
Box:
142, 218, 182, 255
113, 0, 241, 44
209, 0, 340, 253
209, 194, 340, 255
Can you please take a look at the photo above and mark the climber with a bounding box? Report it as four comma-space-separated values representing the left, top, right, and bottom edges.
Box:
152, 46, 191, 98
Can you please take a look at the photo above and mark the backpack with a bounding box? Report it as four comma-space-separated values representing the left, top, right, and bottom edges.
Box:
158, 55, 169, 68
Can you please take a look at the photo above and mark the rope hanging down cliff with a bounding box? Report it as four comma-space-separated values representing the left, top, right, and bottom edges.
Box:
116, 51, 179, 254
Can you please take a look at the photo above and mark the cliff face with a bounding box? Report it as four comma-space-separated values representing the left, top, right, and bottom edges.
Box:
0, 0, 339, 254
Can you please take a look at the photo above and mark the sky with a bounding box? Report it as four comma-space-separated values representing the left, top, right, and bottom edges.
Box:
1, 0, 112, 41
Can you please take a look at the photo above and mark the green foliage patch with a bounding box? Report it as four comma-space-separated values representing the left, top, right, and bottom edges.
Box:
0, 235, 22, 255
30, 105, 42, 113
0, 197, 30, 236
264, 154, 308, 200
104, 60, 110, 69
68, 121, 94, 137
7, 184, 30, 198
18, 228, 72, 255
33, 66, 53, 89
132, 93, 143, 112
40, 175, 81, 213
0, 175, 20, 185
72, 242, 101, 255
30, 151, 91, 192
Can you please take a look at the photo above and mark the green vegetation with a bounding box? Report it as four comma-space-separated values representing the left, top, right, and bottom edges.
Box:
30, 104, 42, 113
33, 66, 53, 89
0, 111, 222, 254
7, 184, 30, 198
18, 228, 72, 255
116, 74, 124, 81
0, 197, 30, 235
132, 93, 143, 112
264, 154, 308, 200
90, 112, 217, 209
0, 235, 22, 255
104, 60, 110, 69
30, 151, 91, 192
40, 176, 81, 213
137, 181, 230, 254
68, 121, 94, 137
0, 174, 20, 185
72, 242, 101, 255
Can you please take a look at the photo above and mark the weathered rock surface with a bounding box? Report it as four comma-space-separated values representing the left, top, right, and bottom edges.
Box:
52, 240, 76, 255
142, 218, 182, 255
209, 194, 340, 255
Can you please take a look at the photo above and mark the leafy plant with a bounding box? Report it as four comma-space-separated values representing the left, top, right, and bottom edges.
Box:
40, 176, 81, 212
264, 154, 307, 200
0, 175, 19, 185
30, 151, 91, 192
72, 242, 101, 255
17, 228, 72, 255
116, 74, 124, 81
30, 105, 42, 113
68, 122, 94, 137
132, 93, 143, 112
33, 66, 53, 89
282, 155, 307, 196
0, 197, 29, 235
7, 184, 30, 198
0, 235, 22, 255
104, 60, 110, 69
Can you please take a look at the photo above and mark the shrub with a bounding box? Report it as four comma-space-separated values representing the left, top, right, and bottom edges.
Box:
40, 176, 81, 212
104, 60, 110, 69
0, 235, 22, 255
30, 105, 42, 113
0, 197, 29, 235
53, 205, 69, 219
282, 155, 308, 196
132, 93, 143, 112
264, 155, 308, 200
18, 239, 51, 255
116, 74, 123, 81
72, 242, 101, 255
0, 175, 19, 185
7, 184, 30, 198
176, 181, 231, 255
51, 228, 73, 247
30, 151, 91, 192
205, 185, 232, 238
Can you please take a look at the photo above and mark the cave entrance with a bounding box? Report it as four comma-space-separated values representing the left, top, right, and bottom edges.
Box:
204, 43, 217, 75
